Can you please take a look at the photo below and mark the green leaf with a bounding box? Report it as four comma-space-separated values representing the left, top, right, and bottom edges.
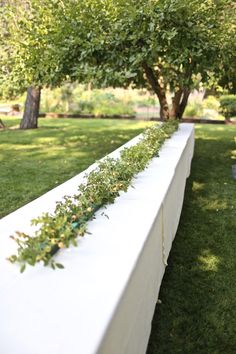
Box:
55, 263, 64, 269
125, 71, 137, 79
20, 264, 26, 273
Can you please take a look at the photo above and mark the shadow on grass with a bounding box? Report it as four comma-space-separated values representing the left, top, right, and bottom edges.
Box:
147, 125, 236, 354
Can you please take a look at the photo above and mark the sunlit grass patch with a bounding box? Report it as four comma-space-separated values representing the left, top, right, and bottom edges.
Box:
192, 181, 205, 191
198, 250, 220, 272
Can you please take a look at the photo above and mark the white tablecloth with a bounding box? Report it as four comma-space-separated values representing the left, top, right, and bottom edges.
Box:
0, 123, 194, 354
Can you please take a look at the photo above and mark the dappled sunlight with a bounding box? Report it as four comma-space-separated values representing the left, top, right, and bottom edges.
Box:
1, 143, 43, 150
194, 125, 226, 132
8, 125, 20, 130
231, 149, 236, 159
195, 135, 220, 142
198, 249, 221, 272
203, 198, 228, 212
195, 124, 236, 142
231, 136, 236, 159
33, 136, 59, 145
0, 118, 152, 218
210, 126, 227, 132
192, 181, 205, 192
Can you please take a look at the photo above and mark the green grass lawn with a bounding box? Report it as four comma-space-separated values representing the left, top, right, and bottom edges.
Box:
147, 124, 236, 354
0, 117, 153, 218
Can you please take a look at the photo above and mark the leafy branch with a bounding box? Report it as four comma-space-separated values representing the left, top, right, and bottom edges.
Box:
8, 120, 179, 272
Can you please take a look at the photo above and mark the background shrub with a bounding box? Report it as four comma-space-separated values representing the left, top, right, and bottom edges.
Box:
40, 85, 156, 116
219, 95, 236, 119
202, 95, 220, 110
184, 101, 204, 118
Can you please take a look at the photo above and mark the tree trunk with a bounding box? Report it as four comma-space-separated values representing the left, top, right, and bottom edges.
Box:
177, 88, 190, 119
171, 89, 183, 118
159, 94, 170, 120
20, 86, 41, 129
142, 63, 170, 120
170, 88, 191, 119
0, 118, 5, 129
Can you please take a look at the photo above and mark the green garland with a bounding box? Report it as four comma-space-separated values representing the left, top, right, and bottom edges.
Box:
8, 120, 179, 272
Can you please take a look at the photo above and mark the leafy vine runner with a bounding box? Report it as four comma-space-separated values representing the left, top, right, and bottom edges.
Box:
8, 121, 179, 272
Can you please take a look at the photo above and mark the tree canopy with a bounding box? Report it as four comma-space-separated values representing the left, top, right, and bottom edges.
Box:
1, 0, 236, 120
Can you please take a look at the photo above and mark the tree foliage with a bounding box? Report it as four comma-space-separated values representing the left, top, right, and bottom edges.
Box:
1, 0, 236, 119
87, 0, 236, 118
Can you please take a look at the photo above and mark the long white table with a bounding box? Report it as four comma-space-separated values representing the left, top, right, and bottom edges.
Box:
0, 123, 194, 354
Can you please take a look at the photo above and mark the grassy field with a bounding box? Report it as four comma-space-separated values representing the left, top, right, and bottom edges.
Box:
147, 124, 236, 354
0, 117, 153, 218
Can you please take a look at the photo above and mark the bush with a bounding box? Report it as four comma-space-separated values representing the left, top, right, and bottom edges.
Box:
40, 85, 160, 116
41, 86, 135, 116
40, 87, 72, 113
202, 96, 220, 111
184, 102, 203, 118
74, 90, 134, 116
219, 95, 236, 119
